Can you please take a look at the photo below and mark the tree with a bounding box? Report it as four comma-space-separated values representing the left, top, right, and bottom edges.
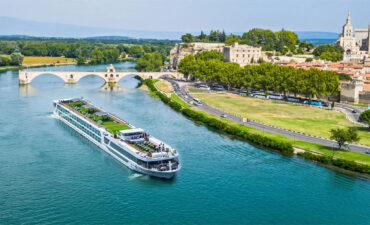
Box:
209, 30, 219, 42
313, 44, 344, 57
128, 45, 143, 58
135, 52, 164, 72
10, 52, 24, 66
316, 51, 342, 62
241, 28, 277, 51
102, 48, 120, 62
90, 48, 104, 64
196, 31, 207, 42
305, 57, 313, 62
330, 127, 360, 150
219, 62, 241, 90
359, 110, 370, 129
275, 30, 299, 53
178, 55, 197, 78
76, 56, 86, 65
181, 33, 194, 43
194, 50, 224, 61
0, 55, 11, 66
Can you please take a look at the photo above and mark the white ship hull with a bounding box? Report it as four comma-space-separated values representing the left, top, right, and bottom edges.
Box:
54, 108, 179, 179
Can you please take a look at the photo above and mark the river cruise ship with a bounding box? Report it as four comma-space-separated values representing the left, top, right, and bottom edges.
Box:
53, 98, 180, 179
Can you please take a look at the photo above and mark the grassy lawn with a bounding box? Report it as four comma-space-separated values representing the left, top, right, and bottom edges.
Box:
171, 94, 193, 108
155, 80, 174, 93
353, 103, 369, 108
189, 88, 209, 93
193, 93, 370, 146
23, 56, 75, 66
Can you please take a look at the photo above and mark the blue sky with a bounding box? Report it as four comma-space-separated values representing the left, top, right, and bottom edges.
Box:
1, 0, 369, 32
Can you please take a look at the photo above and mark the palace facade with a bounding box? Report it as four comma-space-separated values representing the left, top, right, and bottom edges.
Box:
336, 12, 370, 61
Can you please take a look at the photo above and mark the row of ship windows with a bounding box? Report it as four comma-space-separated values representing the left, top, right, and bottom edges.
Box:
57, 105, 101, 136
58, 111, 101, 143
109, 142, 140, 163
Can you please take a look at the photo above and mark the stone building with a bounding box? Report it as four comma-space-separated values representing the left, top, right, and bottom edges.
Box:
336, 12, 370, 61
223, 42, 267, 66
170, 42, 225, 69
340, 77, 370, 104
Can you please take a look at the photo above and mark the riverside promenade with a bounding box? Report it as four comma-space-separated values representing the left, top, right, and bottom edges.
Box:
167, 78, 370, 154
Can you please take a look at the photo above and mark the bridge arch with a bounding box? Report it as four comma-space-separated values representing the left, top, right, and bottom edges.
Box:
27, 72, 67, 84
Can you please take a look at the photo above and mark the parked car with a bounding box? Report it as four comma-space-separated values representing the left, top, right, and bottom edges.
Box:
254, 94, 268, 99
268, 94, 283, 100
211, 84, 225, 91
352, 110, 357, 113
198, 84, 210, 90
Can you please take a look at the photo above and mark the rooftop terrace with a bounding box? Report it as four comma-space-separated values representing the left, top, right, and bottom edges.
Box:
62, 99, 131, 134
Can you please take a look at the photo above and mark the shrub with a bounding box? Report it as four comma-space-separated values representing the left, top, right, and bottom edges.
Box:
298, 152, 370, 174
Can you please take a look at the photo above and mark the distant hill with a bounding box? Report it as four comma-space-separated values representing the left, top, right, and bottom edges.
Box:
82, 36, 133, 41
0, 17, 183, 40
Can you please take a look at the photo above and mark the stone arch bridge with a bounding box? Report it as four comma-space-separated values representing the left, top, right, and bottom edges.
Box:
19, 64, 183, 85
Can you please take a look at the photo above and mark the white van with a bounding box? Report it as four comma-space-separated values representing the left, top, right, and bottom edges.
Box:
193, 98, 203, 106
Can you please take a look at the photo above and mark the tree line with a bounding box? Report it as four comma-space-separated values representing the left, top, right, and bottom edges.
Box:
181, 28, 314, 55
179, 51, 340, 99
0, 39, 173, 66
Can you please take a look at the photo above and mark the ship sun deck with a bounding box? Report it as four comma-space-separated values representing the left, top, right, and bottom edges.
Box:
59, 98, 178, 161
61, 98, 131, 134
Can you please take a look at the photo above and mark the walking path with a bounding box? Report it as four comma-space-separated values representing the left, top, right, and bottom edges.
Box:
167, 78, 370, 154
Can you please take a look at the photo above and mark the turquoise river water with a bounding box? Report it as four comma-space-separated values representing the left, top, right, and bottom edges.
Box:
0, 62, 369, 224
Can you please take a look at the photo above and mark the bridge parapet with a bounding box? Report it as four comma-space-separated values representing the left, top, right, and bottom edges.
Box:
19, 67, 183, 85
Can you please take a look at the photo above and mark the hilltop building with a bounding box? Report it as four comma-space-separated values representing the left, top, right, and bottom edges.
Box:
336, 12, 370, 61
170, 42, 267, 69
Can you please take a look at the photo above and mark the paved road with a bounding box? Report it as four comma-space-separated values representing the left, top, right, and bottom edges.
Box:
335, 104, 367, 126
167, 78, 370, 154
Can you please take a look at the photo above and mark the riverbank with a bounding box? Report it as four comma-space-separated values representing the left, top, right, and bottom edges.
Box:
143, 79, 370, 174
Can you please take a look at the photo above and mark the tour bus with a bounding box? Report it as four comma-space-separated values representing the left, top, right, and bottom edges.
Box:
303, 99, 322, 106
193, 98, 203, 106
287, 96, 301, 103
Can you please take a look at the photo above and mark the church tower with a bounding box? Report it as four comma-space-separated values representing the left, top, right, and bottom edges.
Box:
337, 11, 359, 59
342, 12, 354, 38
